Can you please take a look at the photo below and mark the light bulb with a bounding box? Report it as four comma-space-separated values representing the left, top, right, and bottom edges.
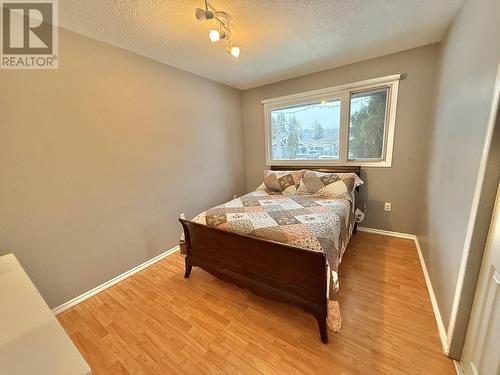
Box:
208, 29, 220, 42
230, 45, 240, 58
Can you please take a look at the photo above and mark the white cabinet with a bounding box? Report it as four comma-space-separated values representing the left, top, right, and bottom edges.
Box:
0, 253, 91, 375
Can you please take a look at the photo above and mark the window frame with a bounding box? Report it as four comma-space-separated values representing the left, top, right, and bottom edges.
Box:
262, 74, 401, 167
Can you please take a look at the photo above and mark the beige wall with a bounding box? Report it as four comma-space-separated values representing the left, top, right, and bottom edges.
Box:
242, 44, 439, 234
0, 28, 246, 308
418, 0, 500, 358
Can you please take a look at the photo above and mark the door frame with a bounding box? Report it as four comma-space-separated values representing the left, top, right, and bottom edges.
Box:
449, 61, 500, 360
458, 182, 500, 374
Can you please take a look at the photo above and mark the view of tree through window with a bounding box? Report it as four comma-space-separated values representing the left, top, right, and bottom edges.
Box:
348, 88, 388, 160
271, 99, 341, 160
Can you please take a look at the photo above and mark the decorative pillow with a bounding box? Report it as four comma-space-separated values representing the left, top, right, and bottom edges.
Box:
296, 170, 363, 199
263, 169, 304, 195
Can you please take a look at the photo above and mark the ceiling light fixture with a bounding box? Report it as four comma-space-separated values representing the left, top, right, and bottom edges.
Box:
195, 0, 240, 58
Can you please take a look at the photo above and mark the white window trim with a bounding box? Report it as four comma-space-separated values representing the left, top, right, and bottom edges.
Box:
262, 74, 401, 167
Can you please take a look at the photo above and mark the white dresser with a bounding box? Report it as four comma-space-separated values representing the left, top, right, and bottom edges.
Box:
0, 253, 91, 375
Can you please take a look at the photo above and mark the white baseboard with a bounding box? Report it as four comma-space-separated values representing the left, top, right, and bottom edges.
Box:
357, 226, 415, 240
413, 235, 450, 355
454, 360, 467, 375
357, 226, 450, 355
52, 245, 179, 315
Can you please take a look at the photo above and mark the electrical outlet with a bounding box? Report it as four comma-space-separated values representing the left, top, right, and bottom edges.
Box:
233, 194, 237, 199
179, 213, 185, 219
384, 202, 391, 212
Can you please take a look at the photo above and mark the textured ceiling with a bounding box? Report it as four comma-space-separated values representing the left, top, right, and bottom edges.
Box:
59, 0, 463, 89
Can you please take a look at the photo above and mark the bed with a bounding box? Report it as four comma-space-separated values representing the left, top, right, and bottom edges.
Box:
179, 166, 361, 343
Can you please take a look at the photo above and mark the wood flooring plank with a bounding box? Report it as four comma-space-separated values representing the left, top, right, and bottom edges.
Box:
58, 232, 455, 374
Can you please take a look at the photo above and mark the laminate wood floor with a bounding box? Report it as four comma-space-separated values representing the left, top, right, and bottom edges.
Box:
58, 232, 456, 374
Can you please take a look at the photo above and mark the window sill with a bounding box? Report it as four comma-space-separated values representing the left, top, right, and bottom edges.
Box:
266, 159, 392, 168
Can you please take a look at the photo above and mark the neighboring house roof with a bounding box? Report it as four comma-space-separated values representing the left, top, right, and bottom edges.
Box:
272, 137, 338, 147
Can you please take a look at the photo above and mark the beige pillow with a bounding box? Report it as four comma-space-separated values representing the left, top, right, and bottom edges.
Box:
296, 170, 363, 199
263, 169, 305, 195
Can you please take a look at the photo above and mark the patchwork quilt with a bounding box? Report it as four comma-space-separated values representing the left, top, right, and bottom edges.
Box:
189, 189, 356, 331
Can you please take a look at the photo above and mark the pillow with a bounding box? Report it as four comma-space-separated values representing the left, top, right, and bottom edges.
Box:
296, 170, 363, 199
263, 169, 304, 195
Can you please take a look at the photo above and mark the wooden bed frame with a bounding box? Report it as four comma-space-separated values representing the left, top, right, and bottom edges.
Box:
179, 166, 361, 343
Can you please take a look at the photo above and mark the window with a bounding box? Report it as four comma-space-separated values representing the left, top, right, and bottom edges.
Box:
271, 99, 340, 161
263, 74, 400, 167
348, 88, 388, 161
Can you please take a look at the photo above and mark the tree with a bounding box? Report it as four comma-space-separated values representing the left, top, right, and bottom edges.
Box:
287, 116, 301, 158
348, 92, 387, 159
272, 112, 287, 141
312, 120, 324, 140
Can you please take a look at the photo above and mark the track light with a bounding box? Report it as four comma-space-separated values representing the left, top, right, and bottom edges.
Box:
208, 26, 227, 42
195, 1, 240, 58
208, 29, 220, 42
195, 7, 214, 21
226, 45, 240, 58
231, 47, 240, 58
